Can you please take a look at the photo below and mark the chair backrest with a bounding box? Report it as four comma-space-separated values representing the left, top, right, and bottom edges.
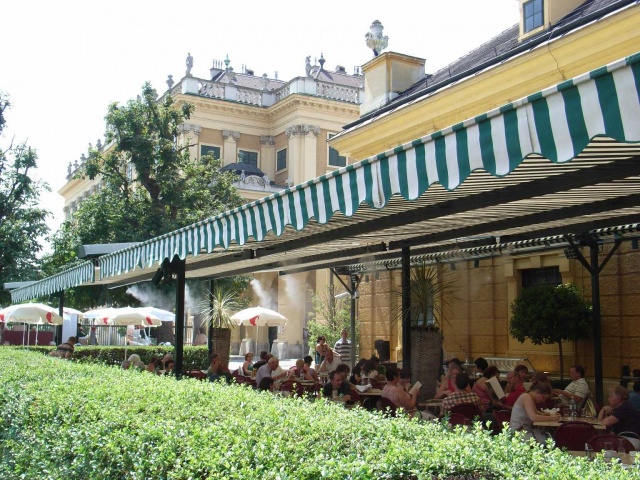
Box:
587, 434, 636, 453
553, 421, 597, 451
450, 403, 483, 420
493, 410, 511, 424
619, 432, 640, 450
448, 413, 470, 426
379, 397, 398, 417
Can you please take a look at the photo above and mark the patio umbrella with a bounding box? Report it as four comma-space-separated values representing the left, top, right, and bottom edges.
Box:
231, 306, 287, 327
0, 303, 63, 346
0, 303, 63, 325
62, 307, 85, 319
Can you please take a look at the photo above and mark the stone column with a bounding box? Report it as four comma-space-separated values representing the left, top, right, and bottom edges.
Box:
260, 135, 276, 180
180, 124, 201, 161
222, 130, 240, 167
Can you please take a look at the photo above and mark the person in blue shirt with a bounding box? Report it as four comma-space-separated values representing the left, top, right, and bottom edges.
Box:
629, 380, 640, 412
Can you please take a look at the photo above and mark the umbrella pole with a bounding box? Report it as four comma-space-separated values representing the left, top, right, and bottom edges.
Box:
22, 324, 26, 347
35, 328, 39, 346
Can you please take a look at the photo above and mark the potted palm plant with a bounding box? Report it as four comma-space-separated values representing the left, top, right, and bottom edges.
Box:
198, 285, 244, 368
396, 261, 455, 401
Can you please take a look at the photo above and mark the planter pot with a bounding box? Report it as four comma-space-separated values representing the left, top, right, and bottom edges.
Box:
210, 328, 231, 368
410, 328, 443, 402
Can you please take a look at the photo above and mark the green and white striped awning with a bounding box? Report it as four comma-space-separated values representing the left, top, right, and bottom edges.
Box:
98, 52, 640, 280
10, 51, 640, 300
10, 261, 95, 303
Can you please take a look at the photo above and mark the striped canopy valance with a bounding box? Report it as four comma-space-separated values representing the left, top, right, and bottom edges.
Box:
10, 261, 95, 303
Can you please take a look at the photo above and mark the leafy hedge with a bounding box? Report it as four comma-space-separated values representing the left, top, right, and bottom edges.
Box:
17, 345, 210, 370
0, 349, 636, 479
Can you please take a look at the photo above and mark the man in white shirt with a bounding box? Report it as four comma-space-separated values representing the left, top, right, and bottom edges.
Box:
255, 356, 287, 387
554, 365, 590, 406
318, 349, 341, 374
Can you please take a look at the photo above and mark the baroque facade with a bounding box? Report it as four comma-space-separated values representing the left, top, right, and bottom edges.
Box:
58, 55, 364, 358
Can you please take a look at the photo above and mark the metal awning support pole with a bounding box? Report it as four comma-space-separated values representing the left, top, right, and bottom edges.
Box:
330, 269, 360, 368
402, 247, 411, 368
56, 290, 65, 345
173, 256, 186, 379
208, 279, 215, 360
349, 274, 359, 369
566, 236, 621, 406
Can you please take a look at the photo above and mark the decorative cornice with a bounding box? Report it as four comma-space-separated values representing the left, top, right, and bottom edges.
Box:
222, 130, 241, 141
260, 135, 275, 145
285, 124, 320, 138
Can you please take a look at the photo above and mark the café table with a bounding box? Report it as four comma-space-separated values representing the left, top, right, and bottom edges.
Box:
533, 416, 607, 430
419, 399, 442, 416
568, 450, 638, 466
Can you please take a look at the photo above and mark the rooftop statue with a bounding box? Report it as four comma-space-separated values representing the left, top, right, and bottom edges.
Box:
365, 20, 388, 57
186, 52, 193, 76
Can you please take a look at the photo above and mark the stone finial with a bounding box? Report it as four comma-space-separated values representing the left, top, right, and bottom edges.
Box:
224, 54, 231, 70
318, 53, 325, 71
365, 20, 389, 57
186, 53, 193, 76
261, 73, 269, 90
166, 74, 174, 89
96, 139, 103, 150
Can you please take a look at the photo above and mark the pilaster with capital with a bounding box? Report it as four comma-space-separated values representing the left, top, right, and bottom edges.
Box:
260, 136, 276, 180
285, 124, 321, 184
222, 130, 241, 166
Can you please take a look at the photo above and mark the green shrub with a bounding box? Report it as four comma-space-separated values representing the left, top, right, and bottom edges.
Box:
0, 349, 636, 479
17, 345, 210, 370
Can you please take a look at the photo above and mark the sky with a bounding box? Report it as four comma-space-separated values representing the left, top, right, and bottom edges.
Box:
1, 0, 518, 251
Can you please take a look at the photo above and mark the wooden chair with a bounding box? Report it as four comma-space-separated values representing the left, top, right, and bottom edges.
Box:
491, 409, 511, 434
587, 434, 636, 453
553, 421, 597, 451
184, 370, 207, 381
450, 403, 483, 420
448, 413, 470, 426
379, 397, 398, 417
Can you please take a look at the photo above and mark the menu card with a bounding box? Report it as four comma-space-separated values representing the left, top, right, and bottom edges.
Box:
409, 381, 422, 396
487, 377, 506, 400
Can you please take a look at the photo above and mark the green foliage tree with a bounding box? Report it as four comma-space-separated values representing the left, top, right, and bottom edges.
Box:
510, 283, 592, 380
41, 83, 245, 309
306, 283, 353, 350
0, 93, 50, 304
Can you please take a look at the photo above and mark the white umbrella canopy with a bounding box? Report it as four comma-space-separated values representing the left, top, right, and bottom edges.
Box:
62, 307, 85, 319
231, 306, 287, 327
0, 303, 63, 325
92, 307, 162, 327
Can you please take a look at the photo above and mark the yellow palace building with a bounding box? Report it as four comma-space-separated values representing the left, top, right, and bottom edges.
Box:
331, 0, 640, 382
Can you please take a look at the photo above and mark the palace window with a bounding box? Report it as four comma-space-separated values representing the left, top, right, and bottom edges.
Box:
238, 150, 258, 167
328, 134, 346, 167
276, 148, 287, 171
200, 145, 221, 161
521, 266, 561, 289
523, 0, 544, 33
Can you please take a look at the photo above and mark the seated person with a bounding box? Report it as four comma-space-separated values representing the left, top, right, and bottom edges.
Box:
322, 370, 351, 402
161, 353, 174, 370
529, 372, 555, 410
350, 364, 363, 385
435, 362, 462, 399
318, 349, 341, 374
164, 359, 175, 375
56, 336, 78, 359
382, 366, 434, 420
362, 357, 386, 383
207, 353, 231, 382
193, 326, 207, 346
240, 352, 254, 376
121, 360, 131, 369
474, 357, 489, 376
471, 365, 500, 411
303, 355, 319, 382
509, 382, 560, 444
598, 385, 640, 435
255, 357, 288, 387
288, 358, 313, 381
252, 351, 269, 371
441, 373, 483, 415
493, 370, 525, 411
630, 380, 640, 412
258, 377, 275, 392
145, 357, 162, 374
553, 365, 590, 407
127, 354, 145, 370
